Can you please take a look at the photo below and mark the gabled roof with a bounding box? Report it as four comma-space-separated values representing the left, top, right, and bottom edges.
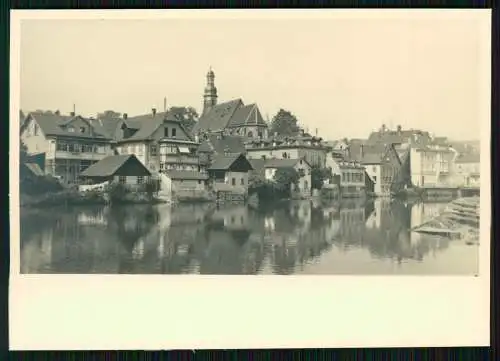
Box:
455, 153, 480, 164
88, 116, 124, 140
207, 153, 253, 171
348, 143, 391, 165
193, 99, 243, 133
198, 134, 246, 155
367, 129, 432, 146
22, 113, 110, 140
264, 158, 310, 169
164, 170, 208, 180
227, 103, 267, 128
117, 111, 194, 142
80, 154, 151, 177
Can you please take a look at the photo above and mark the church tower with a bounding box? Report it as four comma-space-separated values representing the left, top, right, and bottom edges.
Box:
202, 67, 218, 115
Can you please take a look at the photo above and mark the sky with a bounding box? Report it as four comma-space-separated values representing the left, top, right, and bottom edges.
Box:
18, 10, 490, 141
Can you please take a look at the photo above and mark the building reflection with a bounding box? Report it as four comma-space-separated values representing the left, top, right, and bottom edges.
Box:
19, 197, 457, 275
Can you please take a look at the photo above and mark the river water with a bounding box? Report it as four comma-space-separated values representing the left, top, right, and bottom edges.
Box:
19, 199, 479, 275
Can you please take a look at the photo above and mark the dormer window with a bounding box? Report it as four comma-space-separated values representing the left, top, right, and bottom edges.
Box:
172, 128, 177, 137
67, 126, 75, 133
164, 127, 169, 137
80, 127, 85, 133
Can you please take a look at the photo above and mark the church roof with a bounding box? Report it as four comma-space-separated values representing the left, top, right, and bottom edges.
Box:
194, 99, 243, 133
194, 99, 267, 134
227, 103, 266, 128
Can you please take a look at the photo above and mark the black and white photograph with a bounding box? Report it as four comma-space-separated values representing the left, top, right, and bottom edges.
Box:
16, 11, 487, 276
9, 9, 491, 350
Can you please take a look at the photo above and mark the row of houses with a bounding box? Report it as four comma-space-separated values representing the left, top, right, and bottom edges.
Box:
20, 69, 479, 199
328, 125, 481, 194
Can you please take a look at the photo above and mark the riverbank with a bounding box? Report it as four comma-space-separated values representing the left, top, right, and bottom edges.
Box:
20, 190, 169, 208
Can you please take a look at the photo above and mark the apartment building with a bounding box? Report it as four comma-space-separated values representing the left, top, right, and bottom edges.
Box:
20, 112, 114, 184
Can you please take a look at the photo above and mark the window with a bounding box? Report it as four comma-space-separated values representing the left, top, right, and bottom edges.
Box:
198, 180, 202, 184
119, 176, 126, 184
137, 176, 144, 184
172, 128, 177, 137
299, 160, 303, 164
282, 152, 288, 159
247, 131, 253, 137
67, 126, 75, 133
150, 145, 157, 156
137, 145, 144, 156
373, 176, 377, 182
261, 155, 266, 160
56, 141, 68, 151
372, 166, 377, 172
232, 178, 236, 186
164, 127, 169, 137
80, 127, 85, 133
241, 178, 245, 185
258, 132, 262, 138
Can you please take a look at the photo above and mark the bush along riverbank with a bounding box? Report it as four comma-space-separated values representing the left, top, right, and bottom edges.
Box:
20, 182, 167, 208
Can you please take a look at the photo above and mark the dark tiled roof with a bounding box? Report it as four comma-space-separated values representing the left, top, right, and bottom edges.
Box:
198, 134, 246, 155
227, 104, 266, 127
164, 170, 208, 180
25, 113, 110, 140
248, 159, 266, 171
367, 130, 432, 146
118, 111, 193, 142
89, 117, 124, 140
348, 143, 389, 165
455, 153, 480, 163
207, 153, 253, 171
194, 99, 243, 133
80, 154, 151, 177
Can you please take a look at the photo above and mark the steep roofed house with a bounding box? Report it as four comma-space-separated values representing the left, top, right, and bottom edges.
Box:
207, 153, 254, 196
245, 131, 331, 168
193, 68, 269, 139
20, 112, 114, 184
113, 109, 200, 181
79, 154, 151, 187
197, 132, 247, 169
349, 144, 401, 197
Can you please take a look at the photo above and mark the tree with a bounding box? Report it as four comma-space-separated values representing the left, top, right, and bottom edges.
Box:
311, 166, 332, 190
269, 109, 301, 136
98, 110, 122, 119
273, 167, 300, 197
169, 106, 199, 134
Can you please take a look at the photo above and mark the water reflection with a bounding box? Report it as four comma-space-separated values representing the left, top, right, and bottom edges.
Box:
19, 198, 478, 275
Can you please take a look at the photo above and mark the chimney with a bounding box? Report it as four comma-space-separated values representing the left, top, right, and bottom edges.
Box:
152, 108, 157, 116
361, 144, 364, 157
123, 113, 128, 120
70, 111, 75, 117
397, 124, 402, 133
